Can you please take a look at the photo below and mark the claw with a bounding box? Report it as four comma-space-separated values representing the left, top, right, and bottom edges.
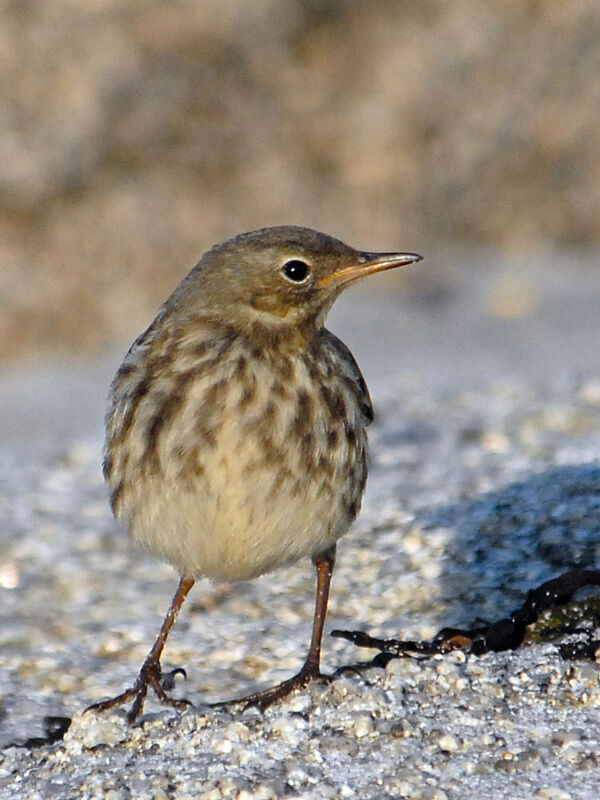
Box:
161, 667, 188, 691
84, 659, 191, 722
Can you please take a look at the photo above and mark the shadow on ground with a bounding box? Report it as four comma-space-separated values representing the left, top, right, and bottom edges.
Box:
420, 462, 600, 625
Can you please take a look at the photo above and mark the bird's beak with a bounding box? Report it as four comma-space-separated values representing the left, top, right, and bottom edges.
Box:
319, 251, 422, 288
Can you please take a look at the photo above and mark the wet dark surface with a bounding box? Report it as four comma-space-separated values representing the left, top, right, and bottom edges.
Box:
333, 568, 600, 660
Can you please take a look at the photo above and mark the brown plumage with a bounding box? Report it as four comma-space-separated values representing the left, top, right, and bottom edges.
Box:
87, 225, 421, 720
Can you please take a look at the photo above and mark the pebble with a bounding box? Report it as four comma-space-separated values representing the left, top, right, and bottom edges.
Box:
437, 734, 460, 753
64, 712, 129, 752
352, 715, 373, 738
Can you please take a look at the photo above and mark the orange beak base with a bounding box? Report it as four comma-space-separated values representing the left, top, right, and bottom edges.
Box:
319, 251, 422, 288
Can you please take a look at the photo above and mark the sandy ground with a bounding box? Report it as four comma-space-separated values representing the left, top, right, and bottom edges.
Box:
1, 249, 600, 799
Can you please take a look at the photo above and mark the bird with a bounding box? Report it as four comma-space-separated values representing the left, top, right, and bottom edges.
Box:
85, 225, 421, 721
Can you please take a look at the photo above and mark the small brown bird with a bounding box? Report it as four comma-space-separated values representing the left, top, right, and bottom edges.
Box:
86, 226, 421, 721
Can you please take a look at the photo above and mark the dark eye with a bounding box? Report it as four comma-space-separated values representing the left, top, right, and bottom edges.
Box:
281, 259, 310, 283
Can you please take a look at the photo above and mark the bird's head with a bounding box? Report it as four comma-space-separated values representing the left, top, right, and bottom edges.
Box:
168, 226, 421, 338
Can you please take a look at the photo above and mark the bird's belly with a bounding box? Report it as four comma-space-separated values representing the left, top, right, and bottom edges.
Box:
118, 396, 367, 582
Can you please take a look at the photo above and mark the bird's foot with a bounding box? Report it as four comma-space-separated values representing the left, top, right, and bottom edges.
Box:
215, 662, 330, 713
84, 659, 191, 723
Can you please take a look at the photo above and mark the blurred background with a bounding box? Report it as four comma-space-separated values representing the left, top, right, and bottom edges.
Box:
0, 0, 600, 448
2, 0, 599, 368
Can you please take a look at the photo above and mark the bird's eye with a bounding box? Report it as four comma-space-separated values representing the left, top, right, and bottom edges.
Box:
281, 259, 310, 283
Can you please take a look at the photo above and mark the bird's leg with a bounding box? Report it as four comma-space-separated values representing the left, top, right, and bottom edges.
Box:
302, 544, 337, 680
85, 575, 195, 723
219, 544, 337, 712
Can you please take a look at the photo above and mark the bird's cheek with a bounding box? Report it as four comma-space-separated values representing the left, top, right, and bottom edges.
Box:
248, 292, 286, 316
247, 290, 308, 321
